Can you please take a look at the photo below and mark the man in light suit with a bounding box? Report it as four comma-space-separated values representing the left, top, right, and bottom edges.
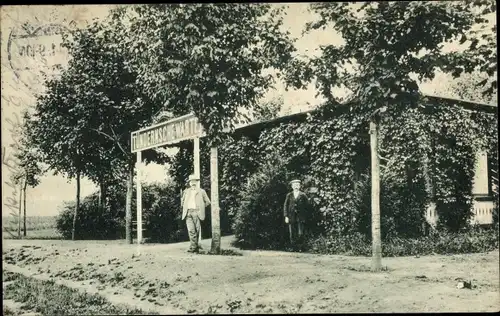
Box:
284, 179, 311, 244
181, 174, 211, 253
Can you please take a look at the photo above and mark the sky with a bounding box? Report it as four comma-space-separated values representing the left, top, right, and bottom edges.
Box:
1, 4, 496, 217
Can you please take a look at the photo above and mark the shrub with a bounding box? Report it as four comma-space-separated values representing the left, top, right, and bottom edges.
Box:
56, 193, 122, 240
307, 225, 499, 257
232, 154, 290, 250
56, 181, 186, 242
142, 181, 187, 243
351, 169, 428, 242
219, 136, 262, 235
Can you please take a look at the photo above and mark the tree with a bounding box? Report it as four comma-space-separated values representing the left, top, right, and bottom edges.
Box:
284, 1, 495, 270
123, 4, 295, 253
443, 0, 497, 99
26, 10, 170, 244
448, 71, 497, 104
124, 4, 295, 140
27, 77, 89, 241
253, 95, 284, 122
13, 136, 44, 237
7, 111, 44, 238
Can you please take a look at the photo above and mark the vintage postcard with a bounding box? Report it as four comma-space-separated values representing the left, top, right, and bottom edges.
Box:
2, 3, 498, 315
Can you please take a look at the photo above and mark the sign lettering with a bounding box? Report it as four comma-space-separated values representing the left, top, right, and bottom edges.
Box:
131, 113, 204, 152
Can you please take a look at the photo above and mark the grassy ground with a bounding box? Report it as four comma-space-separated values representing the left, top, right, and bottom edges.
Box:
2, 236, 499, 314
3, 270, 155, 315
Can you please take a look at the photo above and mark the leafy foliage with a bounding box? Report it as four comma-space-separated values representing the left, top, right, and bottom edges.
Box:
232, 153, 290, 249
445, 0, 497, 98
22, 2, 497, 248
445, 71, 497, 104
124, 4, 296, 143
351, 172, 428, 241
218, 136, 261, 231
168, 97, 495, 243
56, 182, 186, 242
308, 225, 499, 257
252, 95, 284, 122
56, 193, 122, 240
281, 2, 497, 234
29, 4, 295, 243
11, 114, 44, 189
142, 181, 186, 243
289, 1, 495, 102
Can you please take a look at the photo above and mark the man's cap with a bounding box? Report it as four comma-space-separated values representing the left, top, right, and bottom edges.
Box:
188, 174, 200, 181
290, 179, 301, 185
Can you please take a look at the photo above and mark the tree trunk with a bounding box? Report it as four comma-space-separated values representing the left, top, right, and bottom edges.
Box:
98, 180, 102, 211
99, 180, 107, 212
125, 162, 134, 244
71, 171, 81, 241
23, 177, 27, 237
18, 181, 22, 239
210, 147, 221, 254
370, 119, 382, 272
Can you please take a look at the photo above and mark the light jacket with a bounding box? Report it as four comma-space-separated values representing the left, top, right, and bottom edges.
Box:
181, 187, 211, 221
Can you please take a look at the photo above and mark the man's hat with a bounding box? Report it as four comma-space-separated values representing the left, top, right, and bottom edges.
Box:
188, 174, 200, 181
290, 179, 301, 185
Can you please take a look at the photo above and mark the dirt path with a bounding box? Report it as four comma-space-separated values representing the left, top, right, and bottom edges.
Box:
2, 236, 499, 314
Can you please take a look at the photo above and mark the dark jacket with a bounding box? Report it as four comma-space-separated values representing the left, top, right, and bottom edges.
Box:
283, 191, 310, 223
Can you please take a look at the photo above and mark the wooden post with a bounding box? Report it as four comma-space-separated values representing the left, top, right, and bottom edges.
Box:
210, 146, 221, 254
194, 137, 200, 188
136, 151, 143, 253
370, 118, 382, 271
194, 137, 202, 242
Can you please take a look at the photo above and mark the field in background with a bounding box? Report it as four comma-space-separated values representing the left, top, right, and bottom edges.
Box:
2, 216, 60, 240
2, 216, 57, 231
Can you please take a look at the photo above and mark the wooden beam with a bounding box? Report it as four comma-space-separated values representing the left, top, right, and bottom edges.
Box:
194, 137, 200, 188
370, 119, 382, 271
210, 146, 221, 254
136, 151, 143, 253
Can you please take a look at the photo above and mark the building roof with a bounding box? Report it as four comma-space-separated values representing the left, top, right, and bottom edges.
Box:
147, 93, 497, 150
231, 94, 497, 139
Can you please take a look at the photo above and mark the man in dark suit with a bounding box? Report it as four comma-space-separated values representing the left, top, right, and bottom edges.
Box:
283, 179, 311, 243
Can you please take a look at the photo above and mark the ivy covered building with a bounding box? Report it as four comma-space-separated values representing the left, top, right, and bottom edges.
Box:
225, 94, 498, 230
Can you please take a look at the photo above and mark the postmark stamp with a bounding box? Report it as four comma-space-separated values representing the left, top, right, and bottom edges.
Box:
2, 18, 74, 234
7, 22, 71, 95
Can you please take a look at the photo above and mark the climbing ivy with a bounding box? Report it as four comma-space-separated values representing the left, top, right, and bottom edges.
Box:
168, 99, 496, 238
